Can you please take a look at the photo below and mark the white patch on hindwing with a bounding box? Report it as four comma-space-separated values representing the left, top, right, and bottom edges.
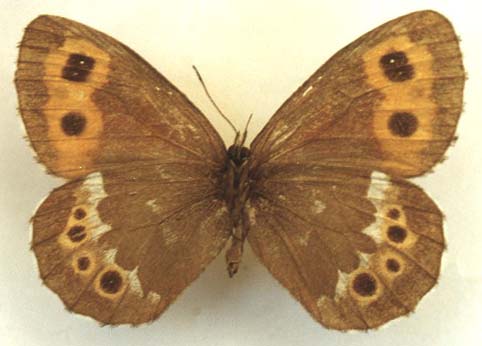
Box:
147, 292, 161, 304
78, 171, 111, 239
361, 171, 391, 243
358, 252, 372, 266
127, 267, 143, 297
334, 270, 350, 299
103, 248, 118, 264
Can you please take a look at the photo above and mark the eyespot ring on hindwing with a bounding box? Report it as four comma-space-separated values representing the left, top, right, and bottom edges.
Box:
348, 269, 383, 303
71, 250, 97, 276
58, 222, 91, 248
94, 265, 128, 299
375, 249, 406, 281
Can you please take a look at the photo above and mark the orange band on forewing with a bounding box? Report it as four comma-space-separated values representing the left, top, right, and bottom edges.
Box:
43, 38, 110, 178
363, 36, 437, 175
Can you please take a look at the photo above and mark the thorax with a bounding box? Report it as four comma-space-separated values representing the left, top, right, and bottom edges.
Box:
224, 144, 251, 225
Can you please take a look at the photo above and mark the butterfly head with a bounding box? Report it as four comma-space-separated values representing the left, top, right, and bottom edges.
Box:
227, 144, 250, 167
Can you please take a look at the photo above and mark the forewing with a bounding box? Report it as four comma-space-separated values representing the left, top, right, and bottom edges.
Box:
15, 15, 226, 179
247, 168, 443, 330
250, 11, 464, 177
32, 170, 231, 325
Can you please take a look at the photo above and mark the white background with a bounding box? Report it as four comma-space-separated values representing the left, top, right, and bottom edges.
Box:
0, 1, 481, 345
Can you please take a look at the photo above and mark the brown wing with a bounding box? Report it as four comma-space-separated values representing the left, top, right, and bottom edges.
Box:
250, 10, 464, 178
16, 16, 231, 325
246, 11, 463, 330
248, 168, 444, 329
32, 170, 231, 325
15, 15, 226, 179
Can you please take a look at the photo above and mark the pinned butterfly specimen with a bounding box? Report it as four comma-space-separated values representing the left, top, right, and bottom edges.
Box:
15, 10, 464, 329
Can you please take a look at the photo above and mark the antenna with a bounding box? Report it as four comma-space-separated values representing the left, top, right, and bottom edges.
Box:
192, 65, 238, 136
240, 112, 253, 146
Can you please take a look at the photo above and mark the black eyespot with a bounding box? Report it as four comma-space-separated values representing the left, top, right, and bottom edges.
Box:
387, 225, 407, 243
74, 208, 87, 220
352, 272, 377, 297
77, 256, 90, 271
387, 208, 400, 220
388, 112, 418, 137
67, 54, 95, 70
386, 258, 401, 273
61, 112, 86, 136
99, 270, 123, 294
379, 51, 414, 82
67, 225, 86, 242
62, 53, 95, 82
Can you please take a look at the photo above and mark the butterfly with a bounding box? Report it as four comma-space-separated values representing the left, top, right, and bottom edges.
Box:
15, 10, 464, 330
